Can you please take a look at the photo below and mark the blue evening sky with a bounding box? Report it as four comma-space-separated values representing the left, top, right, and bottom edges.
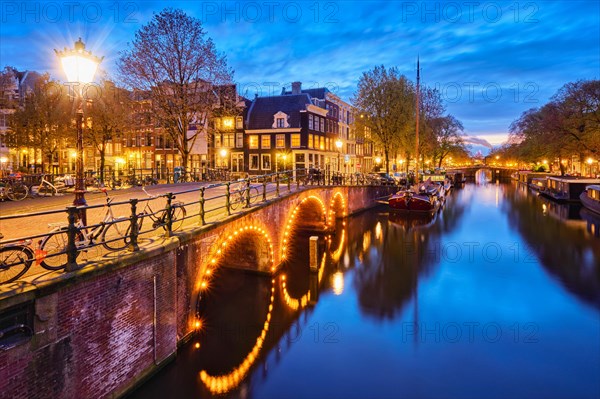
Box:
1, 1, 599, 150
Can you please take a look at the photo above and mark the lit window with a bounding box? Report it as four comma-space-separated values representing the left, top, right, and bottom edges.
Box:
249, 135, 259, 149
250, 154, 259, 170
291, 134, 301, 148
276, 134, 285, 149
236, 116, 243, 129
261, 135, 271, 149
223, 133, 234, 147
222, 118, 234, 130
308, 134, 313, 149
319, 136, 324, 150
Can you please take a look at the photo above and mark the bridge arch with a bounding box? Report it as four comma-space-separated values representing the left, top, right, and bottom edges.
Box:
280, 195, 327, 261
328, 191, 347, 221
197, 223, 275, 293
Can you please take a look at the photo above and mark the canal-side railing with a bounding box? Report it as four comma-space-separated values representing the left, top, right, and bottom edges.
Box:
0, 168, 396, 283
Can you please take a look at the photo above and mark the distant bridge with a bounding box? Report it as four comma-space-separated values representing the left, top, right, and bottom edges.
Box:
446, 166, 517, 180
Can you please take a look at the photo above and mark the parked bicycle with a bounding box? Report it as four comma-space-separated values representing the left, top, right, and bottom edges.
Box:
134, 187, 187, 233
32, 174, 66, 197
0, 233, 35, 284
37, 189, 130, 269
229, 180, 260, 211
0, 178, 29, 201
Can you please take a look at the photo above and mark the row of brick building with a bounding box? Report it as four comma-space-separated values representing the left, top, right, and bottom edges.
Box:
0, 70, 376, 179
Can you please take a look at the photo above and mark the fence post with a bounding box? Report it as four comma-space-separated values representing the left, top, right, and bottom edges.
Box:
128, 198, 139, 251
165, 192, 173, 237
276, 173, 280, 197
226, 182, 232, 215
65, 206, 79, 272
262, 176, 267, 202
245, 178, 251, 208
199, 187, 206, 225
287, 171, 291, 192
296, 170, 300, 190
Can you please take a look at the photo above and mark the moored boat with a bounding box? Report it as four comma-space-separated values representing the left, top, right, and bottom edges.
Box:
580, 185, 600, 215
529, 177, 547, 192
541, 177, 600, 203
388, 181, 442, 213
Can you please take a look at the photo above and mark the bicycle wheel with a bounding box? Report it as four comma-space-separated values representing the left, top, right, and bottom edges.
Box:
0, 246, 33, 284
249, 187, 260, 204
38, 184, 53, 197
229, 194, 241, 211
39, 230, 82, 270
102, 219, 129, 251
7, 183, 28, 201
171, 204, 186, 231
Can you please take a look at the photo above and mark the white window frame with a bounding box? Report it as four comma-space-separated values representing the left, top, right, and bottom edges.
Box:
261, 154, 271, 170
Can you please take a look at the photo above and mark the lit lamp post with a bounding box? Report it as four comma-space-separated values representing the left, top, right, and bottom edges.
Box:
375, 156, 382, 171
335, 139, 343, 172
55, 38, 103, 221
220, 148, 228, 169
587, 158, 594, 177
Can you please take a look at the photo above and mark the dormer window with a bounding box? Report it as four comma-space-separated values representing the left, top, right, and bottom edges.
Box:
272, 111, 290, 128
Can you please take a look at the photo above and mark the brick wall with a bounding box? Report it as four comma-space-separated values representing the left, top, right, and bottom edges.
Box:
0, 247, 177, 399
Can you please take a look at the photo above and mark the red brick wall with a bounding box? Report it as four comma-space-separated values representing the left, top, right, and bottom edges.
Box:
0, 252, 177, 399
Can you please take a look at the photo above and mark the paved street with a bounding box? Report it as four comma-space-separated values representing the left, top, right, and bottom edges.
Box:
0, 181, 301, 281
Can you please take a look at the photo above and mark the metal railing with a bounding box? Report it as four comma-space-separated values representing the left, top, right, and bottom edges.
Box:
0, 168, 399, 283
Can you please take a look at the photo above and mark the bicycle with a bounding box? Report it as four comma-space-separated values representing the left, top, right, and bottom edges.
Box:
229, 180, 260, 211
37, 189, 130, 269
0, 233, 35, 284
0, 178, 29, 201
33, 174, 65, 197
134, 187, 187, 233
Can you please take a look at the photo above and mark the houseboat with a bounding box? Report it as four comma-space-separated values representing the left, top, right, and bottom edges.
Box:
580, 185, 600, 215
517, 171, 551, 186
529, 177, 547, 192
541, 177, 600, 203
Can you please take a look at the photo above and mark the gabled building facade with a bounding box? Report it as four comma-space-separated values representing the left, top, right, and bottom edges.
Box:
245, 82, 333, 176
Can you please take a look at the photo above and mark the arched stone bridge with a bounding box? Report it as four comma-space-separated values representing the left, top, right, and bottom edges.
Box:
447, 166, 517, 180
175, 185, 393, 338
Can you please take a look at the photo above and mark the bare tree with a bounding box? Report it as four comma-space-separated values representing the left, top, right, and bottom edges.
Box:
118, 8, 233, 172
84, 80, 131, 183
10, 74, 71, 172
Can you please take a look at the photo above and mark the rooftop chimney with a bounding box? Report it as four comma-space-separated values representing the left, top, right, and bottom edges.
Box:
291, 81, 302, 95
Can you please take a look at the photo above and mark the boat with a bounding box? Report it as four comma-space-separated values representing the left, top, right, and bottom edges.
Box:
529, 177, 547, 192
580, 185, 600, 215
388, 180, 442, 213
541, 177, 600, 203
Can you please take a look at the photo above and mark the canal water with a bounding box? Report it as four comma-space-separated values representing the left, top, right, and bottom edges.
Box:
129, 182, 600, 399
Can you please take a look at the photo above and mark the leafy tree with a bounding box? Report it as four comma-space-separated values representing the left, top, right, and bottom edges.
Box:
118, 8, 233, 173
352, 65, 415, 174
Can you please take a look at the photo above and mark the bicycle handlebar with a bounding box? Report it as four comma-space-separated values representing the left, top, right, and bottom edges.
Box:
142, 186, 158, 199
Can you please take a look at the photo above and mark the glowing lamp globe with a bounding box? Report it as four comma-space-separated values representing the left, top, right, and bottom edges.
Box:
55, 38, 103, 84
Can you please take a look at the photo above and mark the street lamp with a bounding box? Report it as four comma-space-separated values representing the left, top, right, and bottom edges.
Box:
335, 139, 343, 172
55, 38, 103, 222
587, 158, 594, 177
220, 148, 228, 168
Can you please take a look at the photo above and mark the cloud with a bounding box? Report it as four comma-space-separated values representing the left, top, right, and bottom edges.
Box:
463, 136, 494, 149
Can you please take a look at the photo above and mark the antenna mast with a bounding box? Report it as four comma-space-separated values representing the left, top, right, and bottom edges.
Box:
415, 57, 420, 186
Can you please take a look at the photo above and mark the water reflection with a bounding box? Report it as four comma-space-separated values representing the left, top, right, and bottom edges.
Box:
130, 183, 600, 399
505, 182, 600, 308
